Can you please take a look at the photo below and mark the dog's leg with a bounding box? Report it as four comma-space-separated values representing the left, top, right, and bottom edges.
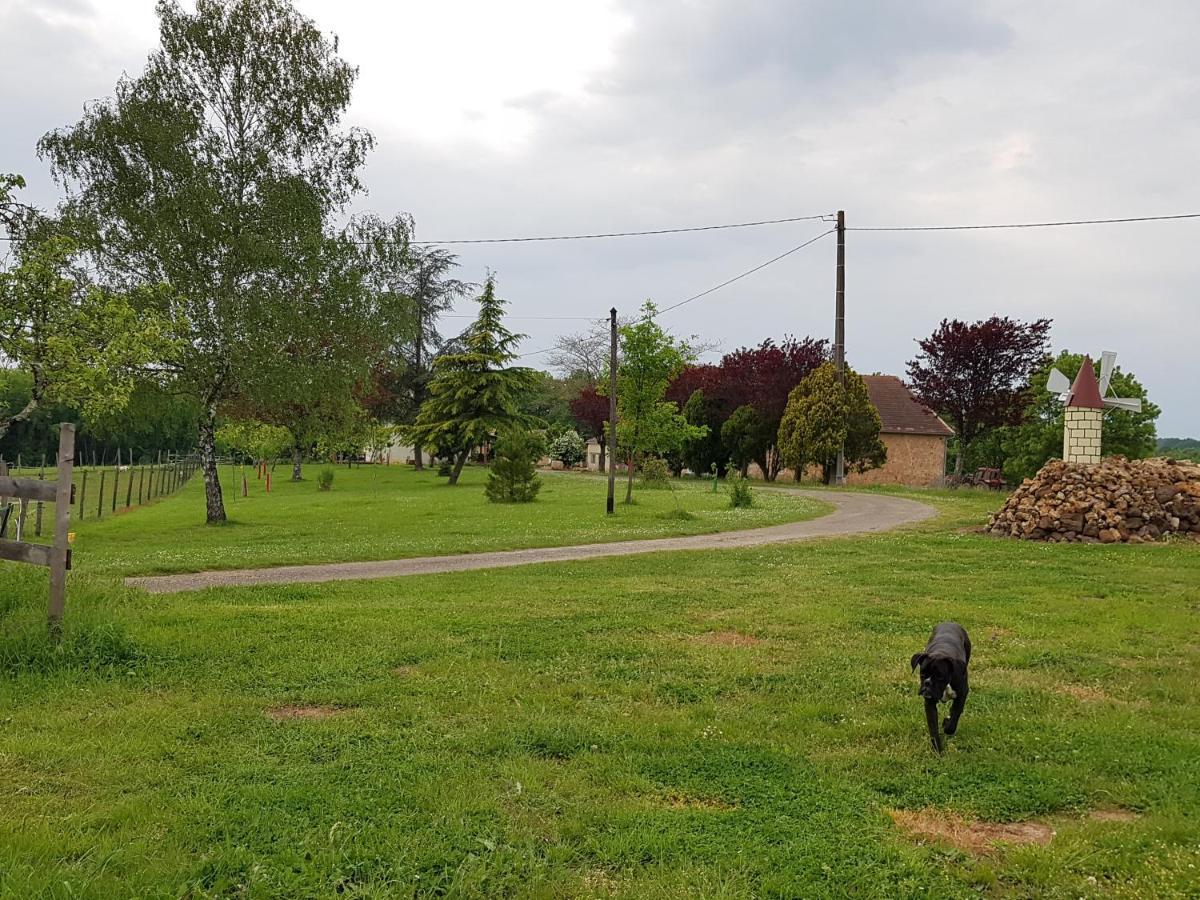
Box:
924, 697, 943, 753
943, 675, 969, 736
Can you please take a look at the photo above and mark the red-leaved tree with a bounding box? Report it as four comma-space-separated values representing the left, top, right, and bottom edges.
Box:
710, 337, 829, 479
906, 316, 1052, 476
570, 385, 611, 472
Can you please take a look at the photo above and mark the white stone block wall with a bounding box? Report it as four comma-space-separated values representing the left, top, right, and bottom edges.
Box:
1063, 407, 1102, 463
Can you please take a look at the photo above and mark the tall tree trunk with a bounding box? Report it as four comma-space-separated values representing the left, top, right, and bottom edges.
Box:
954, 439, 965, 477
624, 453, 635, 504
447, 449, 469, 485
198, 407, 227, 524
291, 445, 303, 481
0, 394, 40, 443
598, 435, 606, 473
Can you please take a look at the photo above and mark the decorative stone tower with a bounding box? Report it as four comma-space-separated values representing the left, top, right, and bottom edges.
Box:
1062, 356, 1104, 463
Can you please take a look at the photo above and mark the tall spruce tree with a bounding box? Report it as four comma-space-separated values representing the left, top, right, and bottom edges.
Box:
39, 0, 375, 523
405, 276, 539, 485
777, 362, 886, 483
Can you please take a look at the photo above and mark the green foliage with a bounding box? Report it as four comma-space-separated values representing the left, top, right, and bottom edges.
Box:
40, 0, 377, 523
548, 428, 585, 468
721, 404, 772, 475
777, 363, 887, 482
484, 429, 543, 503
436, 462, 453, 477
406, 276, 541, 484
316, 467, 335, 491
639, 456, 671, 488
214, 420, 292, 463
727, 469, 755, 508
0, 233, 178, 440
614, 303, 707, 501
681, 389, 728, 476
998, 352, 1160, 482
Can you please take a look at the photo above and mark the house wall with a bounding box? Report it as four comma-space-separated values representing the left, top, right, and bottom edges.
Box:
754, 432, 946, 486
846, 433, 946, 486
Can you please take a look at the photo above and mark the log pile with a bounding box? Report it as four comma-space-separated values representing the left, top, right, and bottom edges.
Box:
987, 456, 1200, 543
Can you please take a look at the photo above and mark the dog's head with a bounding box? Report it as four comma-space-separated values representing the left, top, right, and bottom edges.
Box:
910, 653, 959, 701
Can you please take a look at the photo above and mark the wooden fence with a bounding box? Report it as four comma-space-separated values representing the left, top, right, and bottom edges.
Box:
0, 449, 199, 532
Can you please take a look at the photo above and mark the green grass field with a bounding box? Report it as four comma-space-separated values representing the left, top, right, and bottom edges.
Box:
60, 465, 828, 577
1, 473, 1198, 897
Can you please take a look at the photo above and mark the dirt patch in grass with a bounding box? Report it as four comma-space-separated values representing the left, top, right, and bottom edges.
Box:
1089, 807, 1140, 823
1056, 682, 1110, 702
888, 808, 1054, 855
390, 665, 419, 678
658, 791, 737, 811
265, 704, 348, 720
694, 630, 763, 648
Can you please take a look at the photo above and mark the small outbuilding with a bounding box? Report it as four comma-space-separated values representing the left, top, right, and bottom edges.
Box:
852, 375, 954, 486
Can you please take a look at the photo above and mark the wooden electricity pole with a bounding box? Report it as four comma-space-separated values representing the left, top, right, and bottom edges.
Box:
607, 307, 618, 515
48, 424, 75, 640
834, 209, 846, 486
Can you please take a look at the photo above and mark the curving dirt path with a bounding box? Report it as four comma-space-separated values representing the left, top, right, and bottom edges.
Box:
125, 489, 937, 594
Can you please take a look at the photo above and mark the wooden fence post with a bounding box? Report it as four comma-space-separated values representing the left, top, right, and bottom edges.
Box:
125, 463, 134, 508
138, 466, 145, 505
79, 470, 87, 520
97, 469, 105, 519
111, 460, 119, 513
35, 464, 45, 537
48, 424, 75, 640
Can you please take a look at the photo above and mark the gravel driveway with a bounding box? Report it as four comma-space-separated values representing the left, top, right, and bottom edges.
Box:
125, 488, 937, 594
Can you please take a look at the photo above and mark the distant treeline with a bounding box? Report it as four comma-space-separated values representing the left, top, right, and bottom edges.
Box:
0, 370, 198, 464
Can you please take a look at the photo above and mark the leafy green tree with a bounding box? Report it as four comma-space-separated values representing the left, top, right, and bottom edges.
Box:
778, 362, 886, 483
485, 429, 544, 503
614, 303, 706, 502
40, 0, 375, 523
721, 404, 773, 477
998, 352, 1160, 481
214, 420, 292, 465
681, 389, 728, 476
405, 276, 540, 485
0, 233, 176, 441
549, 429, 585, 468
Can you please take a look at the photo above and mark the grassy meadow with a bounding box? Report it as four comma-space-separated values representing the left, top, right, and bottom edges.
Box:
1, 473, 1199, 897
59, 465, 828, 577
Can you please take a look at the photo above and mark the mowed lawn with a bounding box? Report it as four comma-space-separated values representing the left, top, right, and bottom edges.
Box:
63, 465, 829, 577
1, 485, 1199, 897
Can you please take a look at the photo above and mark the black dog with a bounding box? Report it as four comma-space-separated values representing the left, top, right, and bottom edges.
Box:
910, 622, 971, 753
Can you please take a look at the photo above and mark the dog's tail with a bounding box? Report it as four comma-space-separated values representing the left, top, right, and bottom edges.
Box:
924, 698, 943, 754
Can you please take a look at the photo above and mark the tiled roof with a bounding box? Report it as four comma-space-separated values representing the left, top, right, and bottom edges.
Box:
863, 375, 955, 437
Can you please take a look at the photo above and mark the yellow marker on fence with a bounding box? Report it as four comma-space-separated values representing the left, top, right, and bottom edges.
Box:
67, 532, 76, 544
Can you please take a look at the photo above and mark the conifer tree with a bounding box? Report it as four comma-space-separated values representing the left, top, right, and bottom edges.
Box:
406, 275, 539, 484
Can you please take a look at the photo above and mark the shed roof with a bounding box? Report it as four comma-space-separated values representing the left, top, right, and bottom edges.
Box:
863, 375, 955, 437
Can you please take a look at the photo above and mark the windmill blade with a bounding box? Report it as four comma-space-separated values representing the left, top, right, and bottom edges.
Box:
1103, 397, 1142, 412
1099, 351, 1117, 396
1046, 367, 1071, 397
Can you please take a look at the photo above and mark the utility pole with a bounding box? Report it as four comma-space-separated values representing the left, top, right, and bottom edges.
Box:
607, 307, 618, 515
834, 209, 846, 486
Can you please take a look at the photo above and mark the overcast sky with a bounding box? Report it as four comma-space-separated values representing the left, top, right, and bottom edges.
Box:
3, 0, 1197, 435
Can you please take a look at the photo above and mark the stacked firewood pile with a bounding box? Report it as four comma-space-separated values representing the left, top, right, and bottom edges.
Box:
987, 456, 1200, 543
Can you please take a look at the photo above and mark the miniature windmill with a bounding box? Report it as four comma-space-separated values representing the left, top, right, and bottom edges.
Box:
1046, 351, 1142, 463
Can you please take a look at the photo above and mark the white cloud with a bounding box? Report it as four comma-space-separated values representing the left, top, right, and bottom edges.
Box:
3, 0, 1197, 434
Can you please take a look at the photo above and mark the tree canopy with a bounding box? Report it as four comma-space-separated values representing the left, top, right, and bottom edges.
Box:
613, 304, 706, 502
906, 316, 1052, 476
39, 0, 376, 523
777, 362, 886, 483
405, 276, 540, 484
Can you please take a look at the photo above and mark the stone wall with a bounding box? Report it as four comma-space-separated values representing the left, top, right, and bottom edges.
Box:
1063, 407, 1102, 463
751, 433, 947, 486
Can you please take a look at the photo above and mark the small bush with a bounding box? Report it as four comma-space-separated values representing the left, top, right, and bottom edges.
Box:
640, 457, 671, 488
727, 470, 754, 508
656, 508, 696, 521
485, 430, 543, 503
549, 429, 586, 468
436, 462, 453, 477
317, 467, 335, 491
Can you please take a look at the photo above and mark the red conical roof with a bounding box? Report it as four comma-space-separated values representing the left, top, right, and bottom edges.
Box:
1067, 355, 1104, 409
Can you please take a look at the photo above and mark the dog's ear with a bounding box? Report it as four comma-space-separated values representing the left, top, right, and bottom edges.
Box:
910, 652, 926, 671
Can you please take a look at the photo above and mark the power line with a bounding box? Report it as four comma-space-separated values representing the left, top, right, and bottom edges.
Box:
443, 314, 604, 321
516, 227, 835, 359
408, 213, 834, 245
651, 228, 835, 318
849, 212, 1200, 232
